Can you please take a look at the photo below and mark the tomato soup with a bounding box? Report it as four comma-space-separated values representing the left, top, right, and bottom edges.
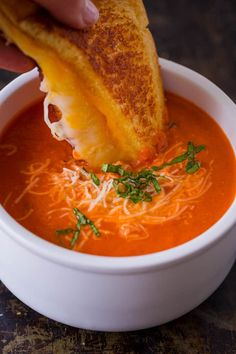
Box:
0, 93, 235, 256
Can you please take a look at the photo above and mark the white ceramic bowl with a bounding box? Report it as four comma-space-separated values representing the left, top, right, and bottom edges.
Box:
0, 59, 235, 331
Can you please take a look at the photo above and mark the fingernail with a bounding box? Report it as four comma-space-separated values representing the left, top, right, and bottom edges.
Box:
83, 0, 99, 25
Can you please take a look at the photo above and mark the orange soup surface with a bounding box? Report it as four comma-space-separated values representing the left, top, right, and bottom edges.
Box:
0, 93, 235, 256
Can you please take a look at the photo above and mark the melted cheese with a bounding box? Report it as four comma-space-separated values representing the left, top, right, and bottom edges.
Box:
0, 0, 167, 169
38, 58, 122, 166
0, 17, 126, 166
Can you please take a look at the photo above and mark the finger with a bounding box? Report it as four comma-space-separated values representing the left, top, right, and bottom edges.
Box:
33, 0, 99, 29
0, 39, 35, 73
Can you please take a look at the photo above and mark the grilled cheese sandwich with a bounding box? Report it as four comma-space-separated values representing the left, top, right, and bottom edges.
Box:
0, 0, 166, 167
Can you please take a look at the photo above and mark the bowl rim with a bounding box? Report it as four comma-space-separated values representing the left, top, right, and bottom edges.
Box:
0, 58, 235, 274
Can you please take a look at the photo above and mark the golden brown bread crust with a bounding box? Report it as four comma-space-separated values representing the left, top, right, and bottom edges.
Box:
53, 4, 159, 132
0, 0, 166, 159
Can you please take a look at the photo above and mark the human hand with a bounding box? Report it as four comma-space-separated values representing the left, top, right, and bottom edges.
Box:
0, 0, 99, 73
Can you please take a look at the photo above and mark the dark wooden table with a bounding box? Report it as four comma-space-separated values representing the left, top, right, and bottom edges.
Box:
0, 1, 236, 353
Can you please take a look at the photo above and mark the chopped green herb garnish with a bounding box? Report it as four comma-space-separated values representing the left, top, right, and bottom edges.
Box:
71, 230, 80, 248
73, 208, 100, 237
152, 141, 205, 173
90, 222, 100, 237
110, 167, 161, 203
101, 164, 128, 176
90, 172, 100, 186
151, 177, 161, 193
186, 160, 201, 174
102, 142, 206, 203
185, 142, 205, 174
113, 178, 153, 203
56, 208, 100, 248
56, 228, 74, 235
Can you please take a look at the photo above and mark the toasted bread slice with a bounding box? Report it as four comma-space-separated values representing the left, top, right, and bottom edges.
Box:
0, 0, 166, 167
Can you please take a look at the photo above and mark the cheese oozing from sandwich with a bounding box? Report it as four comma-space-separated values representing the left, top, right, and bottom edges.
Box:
0, 0, 167, 167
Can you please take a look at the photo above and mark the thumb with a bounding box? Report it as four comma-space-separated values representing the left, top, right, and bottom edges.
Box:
33, 0, 99, 29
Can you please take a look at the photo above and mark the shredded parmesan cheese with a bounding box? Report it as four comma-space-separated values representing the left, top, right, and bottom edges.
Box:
14, 143, 213, 249
14, 177, 40, 204
16, 209, 34, 221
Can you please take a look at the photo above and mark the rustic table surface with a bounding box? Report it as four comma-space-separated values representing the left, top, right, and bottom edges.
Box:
0, 0, 236, 353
